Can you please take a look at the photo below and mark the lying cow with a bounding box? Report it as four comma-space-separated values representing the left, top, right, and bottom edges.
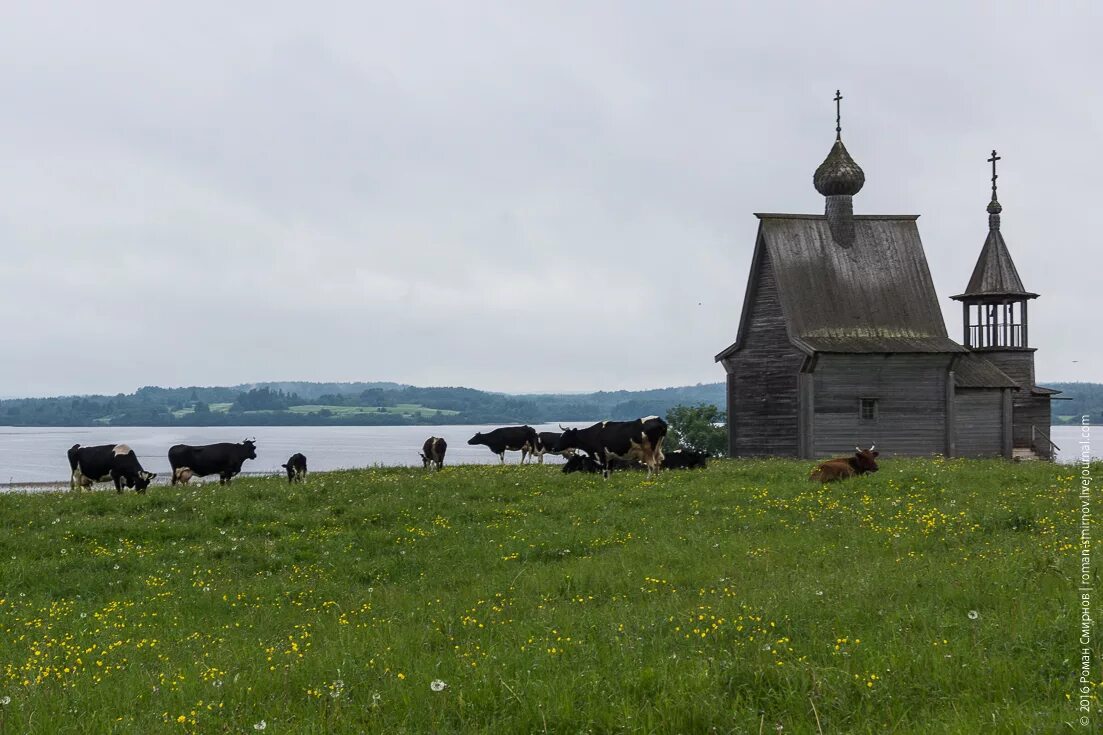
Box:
420, 437, 447, 470
562, 454, 602, 474
282, 452, 308, 483
168, 438, 257, 485
67, 443, 157, 493
533, 432, 576, 464
468, 426, 538, 464
662, 450, 709, 470
562, 455, 656, 474
810, 445, 880, 483
556, 416, 668, 479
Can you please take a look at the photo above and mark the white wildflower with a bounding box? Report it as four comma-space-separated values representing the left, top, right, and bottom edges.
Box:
430, 679, 447, 692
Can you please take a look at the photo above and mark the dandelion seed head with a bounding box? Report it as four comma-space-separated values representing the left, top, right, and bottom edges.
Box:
254, 720, 267, 731
968, 610, 979, 620
431, 679, 447, 692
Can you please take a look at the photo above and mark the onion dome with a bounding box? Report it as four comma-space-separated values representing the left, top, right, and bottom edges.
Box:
815, 91, 864, 247
814, 139, 866, 197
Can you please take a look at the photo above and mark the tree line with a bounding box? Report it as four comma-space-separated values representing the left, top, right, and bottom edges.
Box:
4, 380, 1093, 428
0, 382, 726, 427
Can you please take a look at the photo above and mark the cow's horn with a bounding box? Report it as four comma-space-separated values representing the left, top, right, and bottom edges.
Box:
855, 445, 861, 453
559, 424, 568, 431
869, 444, 876, 451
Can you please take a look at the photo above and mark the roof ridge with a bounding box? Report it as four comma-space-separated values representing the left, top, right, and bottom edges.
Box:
754, 213, 920, 221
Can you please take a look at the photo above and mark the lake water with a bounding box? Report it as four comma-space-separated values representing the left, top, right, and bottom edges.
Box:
1, 424, 1098, 488
0, 423, 594, 486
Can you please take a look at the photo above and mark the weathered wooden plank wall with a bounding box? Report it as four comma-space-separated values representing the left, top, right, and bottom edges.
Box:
811, 353, 951, 457
1013, 395, 1053, 457
954, 389, 1005, 457
979, 351, 1035, 391
725, 253, 805, 457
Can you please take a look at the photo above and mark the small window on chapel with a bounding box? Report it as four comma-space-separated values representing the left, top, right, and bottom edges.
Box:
859, 398, 878, 421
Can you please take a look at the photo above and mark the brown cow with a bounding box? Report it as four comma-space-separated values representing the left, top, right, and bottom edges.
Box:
810, 445, 879, 483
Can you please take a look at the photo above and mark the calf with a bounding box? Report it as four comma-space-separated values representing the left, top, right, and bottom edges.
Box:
662, 450, 709, 470
67, 443, 157, 493
169, 439, 257, 485
420, 437, 447, 470
556, 416, 668, 479
282, 453, 308, 483
533, 432, 576, 464
468, 426, 538, 464
562, 454, 602, 474
810, 445, 880, 483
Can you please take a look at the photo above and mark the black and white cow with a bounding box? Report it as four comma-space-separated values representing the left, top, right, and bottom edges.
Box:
533, 432, 576, 464
555, 416, 668, 479
420, 437, 447, 470
468, 426, 539, 464
282, 452, 308, 483
67, 443, 157, 493
168, 439, 257, 485
662, 449, 709, 470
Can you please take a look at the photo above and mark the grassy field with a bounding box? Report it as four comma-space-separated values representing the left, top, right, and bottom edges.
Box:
0, 458, 1096, 733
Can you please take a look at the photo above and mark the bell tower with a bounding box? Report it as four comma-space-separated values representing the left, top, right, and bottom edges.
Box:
952, 151, 1056, 458
952, 150, 1038, 385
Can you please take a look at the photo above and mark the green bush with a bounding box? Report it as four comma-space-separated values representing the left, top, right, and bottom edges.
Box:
665, 403, 727, 456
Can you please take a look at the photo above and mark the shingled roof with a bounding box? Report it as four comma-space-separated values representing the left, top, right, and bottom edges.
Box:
951, 227, 1037, 301
953, 353, 1019, 388
717, 214, 964, 359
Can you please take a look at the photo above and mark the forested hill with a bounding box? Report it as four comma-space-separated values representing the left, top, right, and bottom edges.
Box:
3, 380, 1096, 427
1048, 382, 1103, 425
0, 382, 726, 427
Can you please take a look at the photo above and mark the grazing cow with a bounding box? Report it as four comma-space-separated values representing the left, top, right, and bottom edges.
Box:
468, 426, 539, 464
562, 454, 602, 474
810, 445, 880, 483
168, 439, 257, 485
67, 443, 157, 493
282, 453, 308, 483
662, 449, 709, 470
555, 416, 668, 479
533, 432, 576, 464
420, 437, 447, 470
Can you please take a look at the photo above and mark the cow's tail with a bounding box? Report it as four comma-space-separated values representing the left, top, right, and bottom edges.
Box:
67, 444, 81, 472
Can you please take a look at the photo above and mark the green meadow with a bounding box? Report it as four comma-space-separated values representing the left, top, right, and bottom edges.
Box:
0, 459, 1096, 733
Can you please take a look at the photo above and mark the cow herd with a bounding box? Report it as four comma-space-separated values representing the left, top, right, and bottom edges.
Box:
467, 417, 677, 479
64, 424, 880, 494
68, 439, 268, 493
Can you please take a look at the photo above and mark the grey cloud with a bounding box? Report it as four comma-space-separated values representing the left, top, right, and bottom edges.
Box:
1, 1, 1100, 397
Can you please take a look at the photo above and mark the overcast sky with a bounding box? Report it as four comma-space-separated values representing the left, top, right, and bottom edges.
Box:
2, 1, 1100, 397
